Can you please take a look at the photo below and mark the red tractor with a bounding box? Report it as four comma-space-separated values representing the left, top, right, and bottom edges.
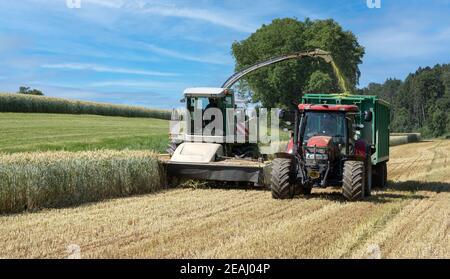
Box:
271, 98, 389, 201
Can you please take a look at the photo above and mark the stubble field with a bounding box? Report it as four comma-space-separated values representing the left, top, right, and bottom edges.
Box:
0, 140, 449, 259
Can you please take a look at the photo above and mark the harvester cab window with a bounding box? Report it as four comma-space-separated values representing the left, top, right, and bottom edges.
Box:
188, 97, 212, 111
205, 98, 219, 110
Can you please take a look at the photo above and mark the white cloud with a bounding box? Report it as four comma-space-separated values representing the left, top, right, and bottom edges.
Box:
42, 63, 178, 76
82, 0, 256, 33
138, 4, 256, 33
360, 24, 450, 60
82, 0, 124, 9
141, 43, 232, 65
88, 79, 185, 90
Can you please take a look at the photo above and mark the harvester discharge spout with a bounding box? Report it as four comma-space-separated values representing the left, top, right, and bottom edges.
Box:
221, 49, 351, 94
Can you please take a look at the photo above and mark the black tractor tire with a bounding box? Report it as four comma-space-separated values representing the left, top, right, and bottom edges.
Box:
372, 162, 387, 189
365, 160, 372, 197
382, 163, 388, 188
342, 160, 366, 201
271, 158, 295, 199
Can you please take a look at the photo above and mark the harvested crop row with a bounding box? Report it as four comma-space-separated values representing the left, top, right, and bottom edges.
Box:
0, 151, 164, 214
0, 93, 171, 120
389, 133, 421, 146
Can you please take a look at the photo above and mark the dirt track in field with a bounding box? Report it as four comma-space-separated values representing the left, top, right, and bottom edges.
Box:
1, 140, 449, 259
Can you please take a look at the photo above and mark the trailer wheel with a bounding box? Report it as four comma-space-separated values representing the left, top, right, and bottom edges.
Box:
343, 160, 366, 201
271, 158, 294, 199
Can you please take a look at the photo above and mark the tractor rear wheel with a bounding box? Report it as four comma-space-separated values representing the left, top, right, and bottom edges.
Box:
373, 162, 387, 188
271, 158, 295, 199
365, 160, 372, 197
342, 160, 366, 201
382, 163, 388, 188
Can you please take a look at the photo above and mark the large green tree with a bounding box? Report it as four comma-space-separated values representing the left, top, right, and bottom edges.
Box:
231, 18, 365, 107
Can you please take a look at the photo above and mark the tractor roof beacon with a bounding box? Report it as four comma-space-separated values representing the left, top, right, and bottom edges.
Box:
163, 49, 390, 201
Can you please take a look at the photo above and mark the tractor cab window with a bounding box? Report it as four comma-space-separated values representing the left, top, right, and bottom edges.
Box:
302, 112, 346, 144
346, 115, 356, 154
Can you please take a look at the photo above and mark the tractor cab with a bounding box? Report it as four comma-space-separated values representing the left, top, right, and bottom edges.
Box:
273, 102, 378, 201
298, 104, 361, 156
290, 104, 364, 187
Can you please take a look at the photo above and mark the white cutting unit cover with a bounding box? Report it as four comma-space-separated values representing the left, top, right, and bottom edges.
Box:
170, 142, 223, 163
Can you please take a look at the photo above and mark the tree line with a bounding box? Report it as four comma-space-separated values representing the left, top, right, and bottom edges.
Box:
357, 64, 450, 137
18, 86, 44, 96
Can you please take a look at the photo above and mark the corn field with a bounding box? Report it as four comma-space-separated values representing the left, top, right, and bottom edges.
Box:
0, 93, 171, 119
0, 151, 165, 214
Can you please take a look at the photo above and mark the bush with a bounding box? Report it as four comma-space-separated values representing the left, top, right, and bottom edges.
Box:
18, 86, 44, 96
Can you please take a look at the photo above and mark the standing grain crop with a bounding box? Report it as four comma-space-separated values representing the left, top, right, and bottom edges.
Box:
0, 151, 165, 214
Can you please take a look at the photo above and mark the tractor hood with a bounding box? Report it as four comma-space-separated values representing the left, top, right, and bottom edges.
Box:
307, 136, 333, 148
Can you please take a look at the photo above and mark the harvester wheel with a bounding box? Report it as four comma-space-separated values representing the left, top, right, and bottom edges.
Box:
271, 158, 294, 199
342, 160, 366, 201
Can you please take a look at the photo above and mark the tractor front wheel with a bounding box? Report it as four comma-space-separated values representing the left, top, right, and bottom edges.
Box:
271, 158, 295, 199
342, 160, 366, 201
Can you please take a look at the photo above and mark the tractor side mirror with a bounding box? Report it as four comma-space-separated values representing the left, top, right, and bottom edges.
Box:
278, 109, 286, 119
180, 98, 186, 103
364, 110, 373, 122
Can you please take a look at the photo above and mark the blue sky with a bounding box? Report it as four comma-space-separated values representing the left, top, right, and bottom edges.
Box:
0, 0, 449, 108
